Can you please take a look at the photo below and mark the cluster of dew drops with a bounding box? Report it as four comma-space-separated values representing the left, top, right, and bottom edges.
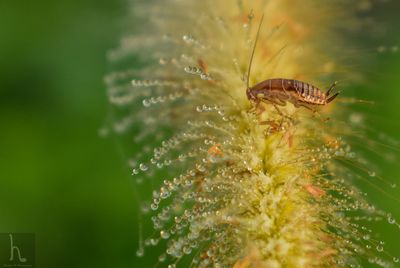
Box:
110, 41, 400, 268
102, 4, 400, 266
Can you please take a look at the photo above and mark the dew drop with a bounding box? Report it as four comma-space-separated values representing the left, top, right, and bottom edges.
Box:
150, 238, 159, 246
98, 127, 109, 138
160, 230, 170, 239
393, 257, 399, 263
139, 163, 148, 171
141, 203, 150, 213
160, 190, 170, 199
368, 171, 376, 177
183, 246, 192, 255
388, 217, 396, 224
377, 46, 386, 53
391, 183, 397, 188
158, 254, 166, 262
376, 245, 383, 252
142, 99, 151, 107
200, 73, 211, 80
136, 247, 144, 257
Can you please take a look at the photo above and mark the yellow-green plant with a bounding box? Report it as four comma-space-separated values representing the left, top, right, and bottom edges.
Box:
106, 1, 399, 267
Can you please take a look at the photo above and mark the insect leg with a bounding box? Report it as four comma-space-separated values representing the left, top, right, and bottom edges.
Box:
281, 79, 291, 99
272, 104, 284, 116
326, 81, 337, 96
298, 102, 331, 122
256, 102, 266, 117
249, 99, 260, 114
326, 92, 340, 103
295, 101, 317, 113
275, 98, 287, 106
262, 99, 296, 123
260, 98, 285, 115
254, 101, 268, 124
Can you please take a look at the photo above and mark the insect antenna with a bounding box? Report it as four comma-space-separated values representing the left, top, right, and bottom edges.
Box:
246, 14, 264, 90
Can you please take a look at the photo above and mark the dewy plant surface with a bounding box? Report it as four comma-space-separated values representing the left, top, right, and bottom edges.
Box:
105, 0, 400, 267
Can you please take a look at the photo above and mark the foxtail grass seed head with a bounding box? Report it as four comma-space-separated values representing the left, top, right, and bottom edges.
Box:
105, 1, 399, 267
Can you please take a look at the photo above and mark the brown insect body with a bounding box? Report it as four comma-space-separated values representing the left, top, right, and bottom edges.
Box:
245, 16, 339, 111
246, 78, 339, 108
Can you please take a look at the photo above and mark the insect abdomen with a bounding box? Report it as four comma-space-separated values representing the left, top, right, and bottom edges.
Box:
292, 79, 326, 105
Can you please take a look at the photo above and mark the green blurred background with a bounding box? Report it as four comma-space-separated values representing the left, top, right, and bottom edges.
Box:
0, 1, 399, 267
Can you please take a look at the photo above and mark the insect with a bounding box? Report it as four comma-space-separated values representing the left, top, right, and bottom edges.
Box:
245, 15, 339, 112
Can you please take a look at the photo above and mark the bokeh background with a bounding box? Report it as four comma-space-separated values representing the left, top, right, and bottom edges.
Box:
0, 1, 399, 267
